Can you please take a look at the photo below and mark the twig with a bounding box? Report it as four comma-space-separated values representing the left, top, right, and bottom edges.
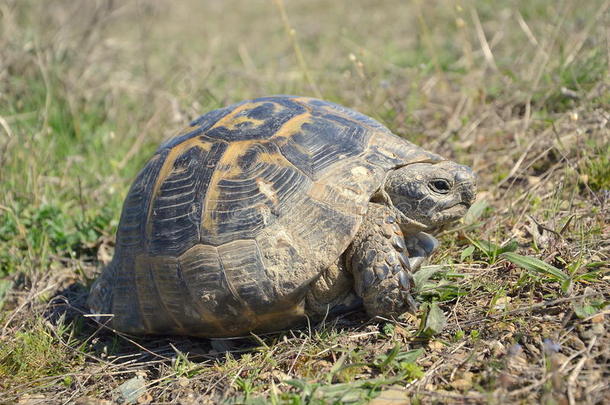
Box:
287, 335, 309, 376
272, 0, 321, 98
567, 336, 597, 405
450, 293, 601, 329
0, 282, 60, 337
495, 138, 538, 189
563, 0, 610, 67
0, 115, 13, 138
407, 340, 468, 392
63, 300, 175, 362
417, 389, 485, 401
470, 7, 498, 71
507, 374, 552, 397
516, 11, 540, 47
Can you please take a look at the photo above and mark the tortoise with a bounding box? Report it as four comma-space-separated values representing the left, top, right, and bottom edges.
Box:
88, 95, 476, 338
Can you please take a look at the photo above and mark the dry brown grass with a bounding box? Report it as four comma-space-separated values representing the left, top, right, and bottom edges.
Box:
0, 0, 608, 403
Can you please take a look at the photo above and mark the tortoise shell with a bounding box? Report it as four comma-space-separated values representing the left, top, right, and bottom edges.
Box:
89, 96, 442, 337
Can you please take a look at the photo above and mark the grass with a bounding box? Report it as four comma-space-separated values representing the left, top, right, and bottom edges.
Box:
0, 0, 608, 403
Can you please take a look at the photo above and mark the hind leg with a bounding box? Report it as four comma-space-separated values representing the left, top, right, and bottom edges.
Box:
305, 260, 361, 317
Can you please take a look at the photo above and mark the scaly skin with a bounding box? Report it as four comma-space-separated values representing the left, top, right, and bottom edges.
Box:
306, 160, 476, 318
345, 203, 420, 317
384, 160, 477, 232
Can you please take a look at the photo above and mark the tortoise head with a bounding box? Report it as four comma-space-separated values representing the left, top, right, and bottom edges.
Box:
383, 161, 477, 232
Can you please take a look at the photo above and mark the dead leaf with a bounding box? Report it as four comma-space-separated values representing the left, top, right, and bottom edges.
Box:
490, 341, 506, 357
493, 296, 511, 311
591, 313, 604, 323
450, 373, 474, 391
96, 237, 114, 265
137, 392, 153, 404
428, 340, 445, 352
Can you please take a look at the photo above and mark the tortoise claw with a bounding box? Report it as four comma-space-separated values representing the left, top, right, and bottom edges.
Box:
408, 256, 425, 272
361, 267, 376, 289
402, 232, 439, 272
415, 232, 439, 255
404, 294, 419, 312
398, 270, 413, 291
392, 235, 407, 252
397, 251, 411, 271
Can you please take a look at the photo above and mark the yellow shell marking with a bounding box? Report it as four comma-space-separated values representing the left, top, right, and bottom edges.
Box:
145, 138, 212, 238
273, 111, 311, 140
200, 141, 250, 232
225, 115, 265, 131
200, 143, 303, 234
210, 101, 274, 131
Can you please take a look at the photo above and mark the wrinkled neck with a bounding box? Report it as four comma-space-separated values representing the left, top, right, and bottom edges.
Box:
373, 179, 430, 233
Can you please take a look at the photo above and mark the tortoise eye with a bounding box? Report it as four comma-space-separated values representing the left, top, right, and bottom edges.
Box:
429, 179, 452, 194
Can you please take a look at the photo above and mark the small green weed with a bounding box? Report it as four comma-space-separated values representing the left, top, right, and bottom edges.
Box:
0, 202, 114, 276
0, 320, 84, 388
579, 141, 610, 192
468, 238, 518, 265
374, 345, 424, 379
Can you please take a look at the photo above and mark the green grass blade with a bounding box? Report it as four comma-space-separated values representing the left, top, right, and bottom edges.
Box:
501, 252, 569, 281
463, 200, 490, 224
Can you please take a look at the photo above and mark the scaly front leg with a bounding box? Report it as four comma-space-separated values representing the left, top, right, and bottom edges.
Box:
345, 203, 438, 318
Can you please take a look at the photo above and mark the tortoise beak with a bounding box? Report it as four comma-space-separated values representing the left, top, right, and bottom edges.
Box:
454, 165, 477, 208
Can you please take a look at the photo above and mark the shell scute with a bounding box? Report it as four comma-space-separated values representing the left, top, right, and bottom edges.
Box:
200, 140, 311, 246
218, 240, 275, 311
158, 104, 236, 151
116, 151, 167, 250
147, 142, 226, 256
276, 112, 369, 179
205, 98, 307, 141
306, 98, 389, 132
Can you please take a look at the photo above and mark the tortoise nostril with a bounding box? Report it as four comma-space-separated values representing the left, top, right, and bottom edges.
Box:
461, 187, 476, 207
452, 169, 477, 207
454, 167, 477, 207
